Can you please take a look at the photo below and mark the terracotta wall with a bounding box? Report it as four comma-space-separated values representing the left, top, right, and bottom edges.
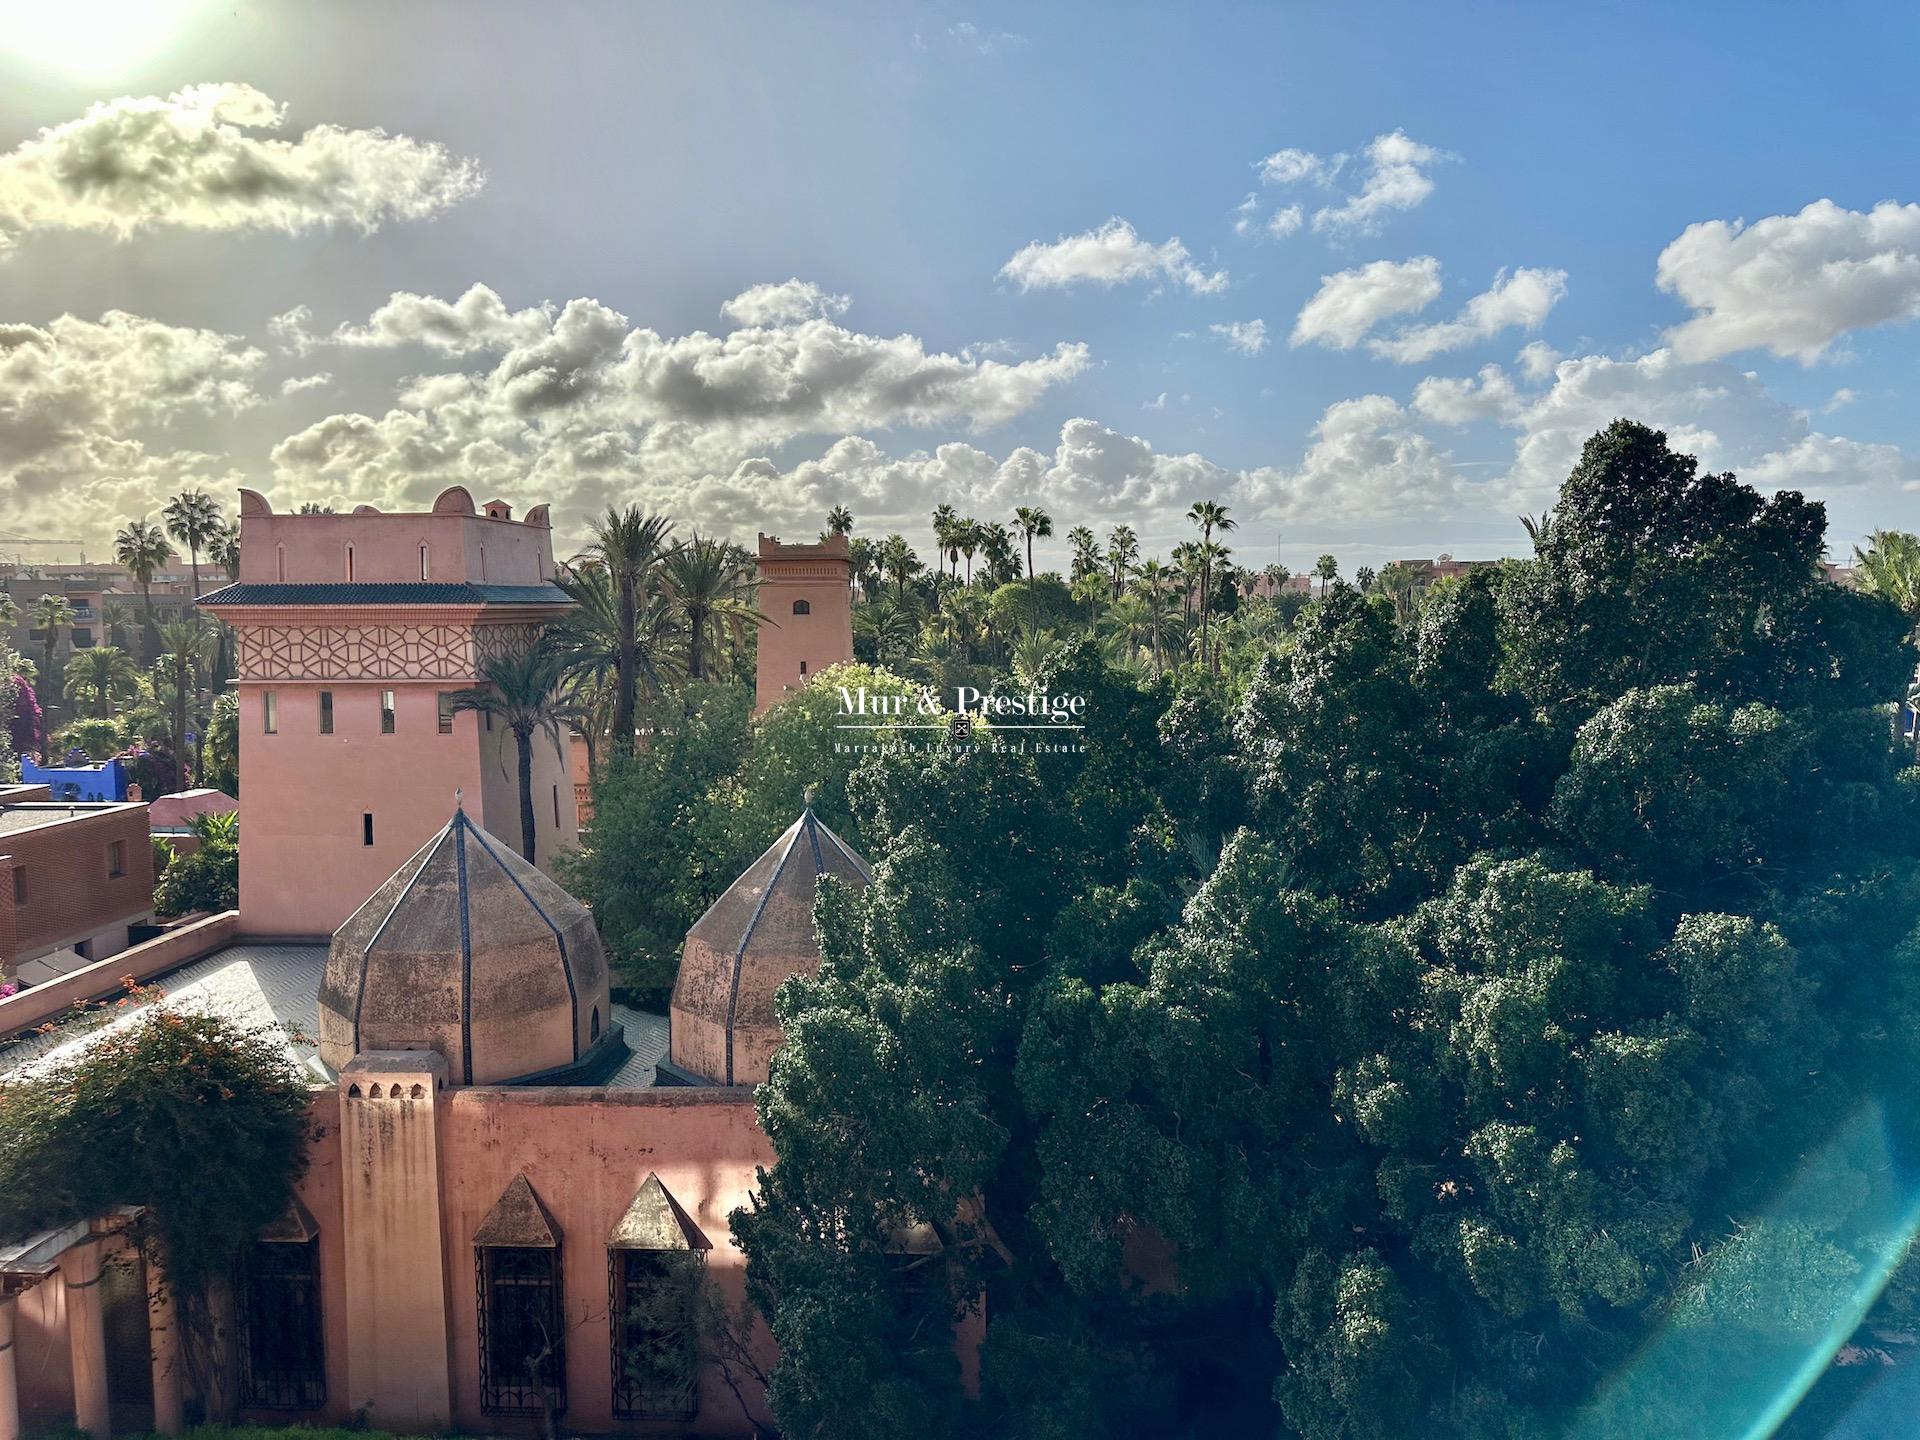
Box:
436, 1087, 775, 1437
0, 910, 238, 1034
271, 1084, 774, 1437
238, 509, 551, 587
0, 803, 154, 972
237, 680, 486, 936
753, 536, 854, 716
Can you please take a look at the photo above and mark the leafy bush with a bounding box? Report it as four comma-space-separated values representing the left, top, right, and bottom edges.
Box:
154, 812, 239, 917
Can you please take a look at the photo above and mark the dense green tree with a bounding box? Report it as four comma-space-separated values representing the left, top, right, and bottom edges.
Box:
730, 421, 1920, 1440
450, 639, 573, 862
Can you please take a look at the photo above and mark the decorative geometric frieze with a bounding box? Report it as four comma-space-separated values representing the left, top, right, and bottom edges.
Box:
234, 621, 544, 682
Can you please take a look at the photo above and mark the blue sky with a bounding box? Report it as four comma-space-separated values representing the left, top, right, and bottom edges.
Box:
2, 0, 1918, 575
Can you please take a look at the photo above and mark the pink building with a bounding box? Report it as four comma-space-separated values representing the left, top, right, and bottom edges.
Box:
199, 486, 578, 936
753, 534, 853, 715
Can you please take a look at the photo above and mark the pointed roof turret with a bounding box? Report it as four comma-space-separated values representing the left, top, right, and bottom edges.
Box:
318, 806, 619, 1085
669, 808, 871, 1086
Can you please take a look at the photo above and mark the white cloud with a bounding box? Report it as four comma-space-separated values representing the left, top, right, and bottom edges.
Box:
0, 83, 482, 256
1257, 147, 1343, 187
280, 372, 332, 397
1211, 318, 1269, 355
1824, 387, 1859, 414
328, 283, 554, 354
999, 217, 1228, 295
719, 278, 852, 328
1310, 131, 1449, 237
1266, 204, 1304, 239
1232, 192, 1261, 237
946, 21, 1028, 55
1516, 340, 1562, 381
1368, 266, 1567, 363
1291, 257, 1442, 349
1658, 199, 1920, 362
1240, 394, 1479, 524
268, 285, 1091, 524
1410, 364, 1523, 426
1143, 391, 1168, 410
0, 310, 263, 536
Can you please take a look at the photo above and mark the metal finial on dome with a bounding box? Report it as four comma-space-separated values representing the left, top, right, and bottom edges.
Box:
455, 788, 465, 811
802, 782, 819, 809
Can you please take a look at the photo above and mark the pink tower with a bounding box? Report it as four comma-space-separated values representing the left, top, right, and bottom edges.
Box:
200, 486, 577, 937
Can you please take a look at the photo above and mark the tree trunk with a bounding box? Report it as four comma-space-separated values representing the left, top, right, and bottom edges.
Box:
516, 726, 537, 862
188, 549, 201, 599
613, 571, 637, 756
141, 581, 156, 664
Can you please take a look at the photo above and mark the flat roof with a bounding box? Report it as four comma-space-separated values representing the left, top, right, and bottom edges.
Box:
0, 803, 141, 835
0, 941, 670, 1090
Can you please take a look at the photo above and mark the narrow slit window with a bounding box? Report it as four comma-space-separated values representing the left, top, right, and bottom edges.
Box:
438, 693, 456, 735
362, 813, 374, 847
419, 543, 430, 581
381, 691, 396, 734
107, 840, 126, 878
263, 691, 278, 734
344, 544, 354, 581
552, 784, 560, 827
319, 691, 333, 734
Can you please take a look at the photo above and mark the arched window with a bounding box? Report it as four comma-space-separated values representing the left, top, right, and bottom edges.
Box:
591, 1006, 601, 1042
419, 543, 430, 581
791, 598, 811, 615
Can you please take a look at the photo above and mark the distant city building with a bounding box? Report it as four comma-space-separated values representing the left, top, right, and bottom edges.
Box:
753, 533, 854, 715
0, 782, 154, 988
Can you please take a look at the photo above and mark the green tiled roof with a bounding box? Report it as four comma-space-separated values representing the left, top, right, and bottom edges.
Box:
197, 582, 571, 606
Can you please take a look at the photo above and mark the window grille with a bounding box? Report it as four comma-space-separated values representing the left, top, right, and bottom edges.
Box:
240, 1238, 326, 1409
477, 1245, 566, 1416
609, 1248, 702, 1418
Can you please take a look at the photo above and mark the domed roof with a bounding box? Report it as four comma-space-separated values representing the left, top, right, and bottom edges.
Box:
669, 808, 870, 1086
318, 805, 616, 1085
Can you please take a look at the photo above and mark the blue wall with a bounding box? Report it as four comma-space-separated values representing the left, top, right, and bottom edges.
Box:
21, 756, 127, 802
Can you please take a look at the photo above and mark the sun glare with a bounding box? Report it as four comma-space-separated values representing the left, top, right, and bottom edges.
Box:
0, 0, 210, 78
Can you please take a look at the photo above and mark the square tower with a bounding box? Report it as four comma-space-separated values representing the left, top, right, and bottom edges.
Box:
753, 533, 854, 715
199, 486, 578, 937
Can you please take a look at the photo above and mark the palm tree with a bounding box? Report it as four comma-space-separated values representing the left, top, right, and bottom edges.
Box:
1519, 510, 1555, 551
1314, 554, 1338, 597
662, 535, 761, 683
551, 563, 683, 756
582, 506, 674, 756
157, 617, 213, 790
824, 505, 855, 538
957, 518, 982, 587
114, 518, 175, 664
881, 535, 922, 603
931, 504, 959, 583
31, 594, 74, 721
853, 595, 916, 666
980, 522, 1020, 586
209, 521, 241, 581
1855, 531, 1920, 627
1067, 526, 1103, 586
1107, 525, 1139, 600
929, 589, 989, 662
65, 645, 138, 719
101, 600, 133, 651
1186, 501, 1236, 671
163, 490, 222, 598
1014, 506, 1053, 639
847, 536, 882, 601
451, 639, 571, 862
